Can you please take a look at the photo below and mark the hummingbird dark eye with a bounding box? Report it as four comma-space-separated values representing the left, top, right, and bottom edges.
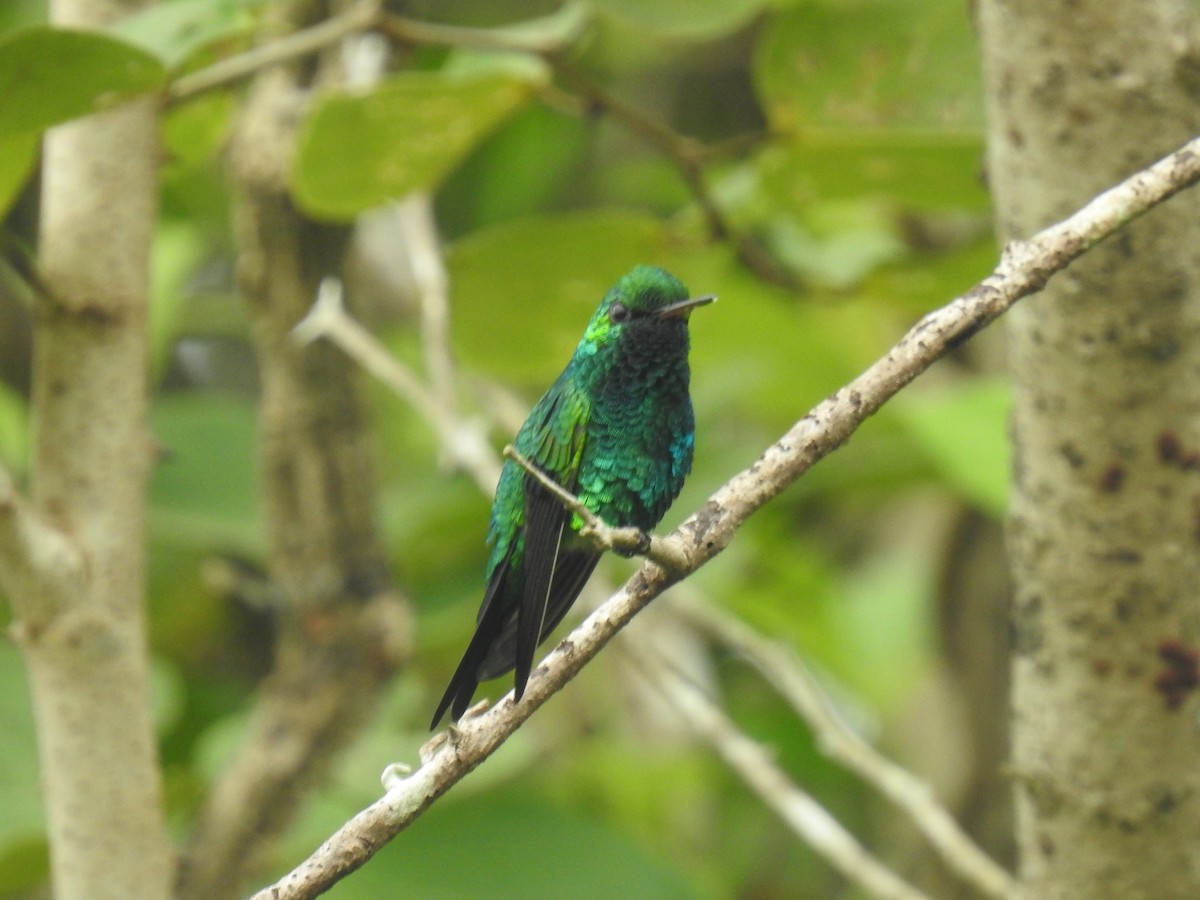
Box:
609, 302, 630, 323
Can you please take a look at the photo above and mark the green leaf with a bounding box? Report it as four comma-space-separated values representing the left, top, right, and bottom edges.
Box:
0, 644, 42, 842
149, 222, 210, 381
447, 210, 670, 382
293, 68, 540, 220
310, 788, 701, 899
892, 378, 1011, 515
149, 392, 262, 552
0, 0, 44, 37
110, 0, 252, 69
0, 133, 38, 218
755, 132, 990, 211
163, 90, 235, 170
754, 0, 982, 133
0, 26, 165, 137
764, 201, 906, 289
0, 834, 49, 897
449, 213, 900, 429
590, 0, 767, 39
0, 380, 28, 474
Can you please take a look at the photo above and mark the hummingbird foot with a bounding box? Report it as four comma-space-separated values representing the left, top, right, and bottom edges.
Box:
579, 521, 650, 557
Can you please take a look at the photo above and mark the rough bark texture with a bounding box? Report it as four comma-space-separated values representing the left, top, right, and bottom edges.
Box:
979, 1, 1200, 896
175, 53, 412, 900
10, 1, 173, 898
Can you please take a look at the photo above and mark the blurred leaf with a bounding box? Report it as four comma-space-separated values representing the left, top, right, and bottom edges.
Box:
591, 0, 766, 40
468, 2, 591, 51
679, 252, 910, 427
893, 378, 1011, 515
827, 540, 935, 708
437, 103, 590, 234
765, 201, 905, 289
0, 380, 28, 474
163, 90, 234, 170
294, 67, 541, 220
149, 392, 262, 552
0, 834, 48, 897
151, 656, 187, 736
545, 740, 726, 894
447, 210, 671, 382
859, 233, 997, 317
192, 707, 249, 781
707, 134, 990, 289
755, 132, 989, 211
754, 0, 982, 132
0, 644, 42, 841
110, 0, 252, 68
0, 0, 44, 36
0, 26, 165, 137
0, 133, 38, 218
149, 223, 210, 381
319, 788, 701, 899
452, 215, 905, 429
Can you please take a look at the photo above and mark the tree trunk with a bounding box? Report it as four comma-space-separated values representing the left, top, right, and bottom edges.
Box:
978, 1, 1200, 896
176, 40, 411, 899
11, 0, 172, 897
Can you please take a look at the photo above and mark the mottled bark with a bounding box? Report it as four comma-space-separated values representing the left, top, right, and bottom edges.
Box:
7, 0, 172, 897
175, 33, 411, 900
979, 1, 1200, 896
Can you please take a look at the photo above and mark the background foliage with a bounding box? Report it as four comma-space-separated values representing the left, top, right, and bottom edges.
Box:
0, 0, 1009, 896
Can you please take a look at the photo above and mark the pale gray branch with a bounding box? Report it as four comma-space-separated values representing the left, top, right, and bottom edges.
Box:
0, 465, 84, 622
293, 278, 499, 492
402, 196, 456, 418
627, 649, 934, 900
251, 133, 1200, 899
167, 0, 382, 103
672, 598, 1017, 899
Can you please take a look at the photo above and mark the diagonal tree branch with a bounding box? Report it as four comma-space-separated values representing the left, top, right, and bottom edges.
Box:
167, 0, 383, 103
623, 645, 935, 900
176, 14, 411, 896
671, 597, 1017, 899
293, 278, 499, 493
248, 132, 1200, 900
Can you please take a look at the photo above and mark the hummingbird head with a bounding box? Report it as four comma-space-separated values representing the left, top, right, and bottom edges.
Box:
573, 266, 714, 378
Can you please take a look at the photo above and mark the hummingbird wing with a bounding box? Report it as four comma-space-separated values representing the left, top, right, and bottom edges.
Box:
508, 478, 600, 697
503, 381, 597, 700
430, 379, 598, 728
429, 552, 516, 727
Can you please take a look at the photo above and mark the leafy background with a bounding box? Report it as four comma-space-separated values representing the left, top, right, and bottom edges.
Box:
0, 0, 1009, 896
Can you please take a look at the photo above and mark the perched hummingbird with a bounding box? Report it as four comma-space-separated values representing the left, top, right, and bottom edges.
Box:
431, 265, 712, 728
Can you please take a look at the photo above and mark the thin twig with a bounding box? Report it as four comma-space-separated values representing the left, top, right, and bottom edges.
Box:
401, 196, 457, 421
545, 59, 792, 287
626, 648, 934, 900
0, 464, 85, 624
293, 279, 500, 493
672, 598, 1017, 899
167, 0, 382, 103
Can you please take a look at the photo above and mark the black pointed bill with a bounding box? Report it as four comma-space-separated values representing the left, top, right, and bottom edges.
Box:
653, 294, 716, 321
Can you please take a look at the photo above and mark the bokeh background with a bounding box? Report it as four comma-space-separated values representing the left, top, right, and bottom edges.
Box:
0, 0, 1013, 896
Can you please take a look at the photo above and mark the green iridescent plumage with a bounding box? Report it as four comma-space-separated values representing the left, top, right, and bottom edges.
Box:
431, 265, 712, 727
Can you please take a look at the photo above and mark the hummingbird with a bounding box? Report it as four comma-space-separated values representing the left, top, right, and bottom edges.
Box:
431, 265, 713, 728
